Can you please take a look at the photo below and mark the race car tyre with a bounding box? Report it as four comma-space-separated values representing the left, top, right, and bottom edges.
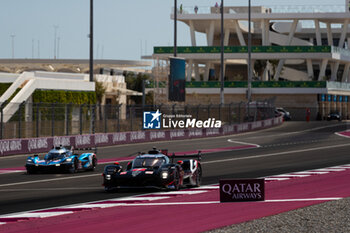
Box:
69, 158, 79, 173
173, 169, 180, 191
194, 166, 202, 187
90, 156, 97, 171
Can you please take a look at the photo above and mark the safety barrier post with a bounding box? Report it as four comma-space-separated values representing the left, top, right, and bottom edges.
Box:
0, 101, 7, 139
208, 104, 211, 119
65, 103, 70, 136
117, 104, 121, 132
172, 104, 176, 115
51, 103, 55, 137
79, 104, 83, 135
92, 104, 96, 134
196, 104, 200, 120
104, 104, 108, 133
18, 101, 25, 138
228, 102, 233, 124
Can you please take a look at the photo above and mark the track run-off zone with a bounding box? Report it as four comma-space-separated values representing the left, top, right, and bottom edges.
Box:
1, 163, 350, 232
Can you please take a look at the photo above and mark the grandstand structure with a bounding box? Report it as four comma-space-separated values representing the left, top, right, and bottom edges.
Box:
150, 3, 350, 120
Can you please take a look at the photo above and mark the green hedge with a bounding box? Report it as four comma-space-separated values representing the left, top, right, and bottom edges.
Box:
32, 90, 96, 104
0, 83, 11, 96
0, 83, 97, 104
9, 90, 96, 121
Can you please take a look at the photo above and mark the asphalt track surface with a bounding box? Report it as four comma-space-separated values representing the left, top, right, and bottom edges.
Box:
0, 121, 350, 223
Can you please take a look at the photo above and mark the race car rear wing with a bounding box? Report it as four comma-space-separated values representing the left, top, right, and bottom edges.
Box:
169, 151, 202, 163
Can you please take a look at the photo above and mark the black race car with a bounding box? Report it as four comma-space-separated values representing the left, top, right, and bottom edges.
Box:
327, 112, 342, 121
103, 148, 202, 192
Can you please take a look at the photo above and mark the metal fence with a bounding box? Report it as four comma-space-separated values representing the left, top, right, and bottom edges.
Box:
0, 101, 275, 139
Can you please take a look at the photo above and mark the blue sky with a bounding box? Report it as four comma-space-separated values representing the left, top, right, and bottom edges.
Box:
0, 0, 344, 61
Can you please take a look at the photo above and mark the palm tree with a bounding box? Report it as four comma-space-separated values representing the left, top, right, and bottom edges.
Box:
254, 60, 267, 80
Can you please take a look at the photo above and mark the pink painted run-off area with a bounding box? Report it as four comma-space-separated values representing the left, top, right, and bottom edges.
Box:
336, 130, 350, 138
0, 145, 257, 173
2, 168, 350, 233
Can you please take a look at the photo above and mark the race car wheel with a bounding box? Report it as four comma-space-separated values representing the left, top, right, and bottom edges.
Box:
69, 158, 79, 173
89, 156, 97, 171
194, 166, 202, 187
92, 156, 97, 170
173, 169, 180, 191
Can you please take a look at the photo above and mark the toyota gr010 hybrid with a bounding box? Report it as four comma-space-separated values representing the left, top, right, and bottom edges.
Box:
103, 148, 202, 191
25, 146, 97, 174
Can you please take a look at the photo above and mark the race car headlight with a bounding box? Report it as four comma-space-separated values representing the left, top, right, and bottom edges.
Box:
65, 158, 72, 162
105, 174, 111, 180
161, 171, 168, 179
26, 159, 33, 163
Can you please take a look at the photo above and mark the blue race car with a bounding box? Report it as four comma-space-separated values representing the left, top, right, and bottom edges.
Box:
25, 146, 97, 174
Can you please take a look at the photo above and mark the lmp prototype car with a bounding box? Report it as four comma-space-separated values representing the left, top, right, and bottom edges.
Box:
103, 148, 202, 191
25, 146, 97, 174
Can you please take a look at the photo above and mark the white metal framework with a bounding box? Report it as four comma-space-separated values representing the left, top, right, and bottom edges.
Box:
155, 4, 350, 83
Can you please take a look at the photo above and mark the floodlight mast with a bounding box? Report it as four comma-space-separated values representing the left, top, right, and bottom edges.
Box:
247, 0, 252, 102
174, 0, 177, 57
89, 0, 94, 82
220, 0, 225, 105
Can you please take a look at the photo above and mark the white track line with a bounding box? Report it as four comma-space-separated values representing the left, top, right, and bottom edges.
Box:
99, 196, 168, 202
0, 170, 24, 175
315, 168, 346, 172
147, 190, 207, 195
2, 212, 73, 218
266, 197, 343, 202
203, 143, 350, 165
64, 198, 344, 207
292, 171, 329, 175
64, 204, 120, 209
271, 174, 310, 178
238, 123, 346, 140
227, 139, 261, 148
264, 178, 290, 181
193, 185, 219, 189
0, 174, 98, 188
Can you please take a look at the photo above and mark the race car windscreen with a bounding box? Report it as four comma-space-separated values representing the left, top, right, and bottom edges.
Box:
46, 152, 66, 160
133, 158, 165, 168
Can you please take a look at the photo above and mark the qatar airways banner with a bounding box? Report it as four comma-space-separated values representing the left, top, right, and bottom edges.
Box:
220, 179, 265, 202
0, 117, 282, 157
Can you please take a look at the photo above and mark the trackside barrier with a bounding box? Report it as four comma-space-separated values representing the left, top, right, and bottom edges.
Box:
0, 117, 283, 157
